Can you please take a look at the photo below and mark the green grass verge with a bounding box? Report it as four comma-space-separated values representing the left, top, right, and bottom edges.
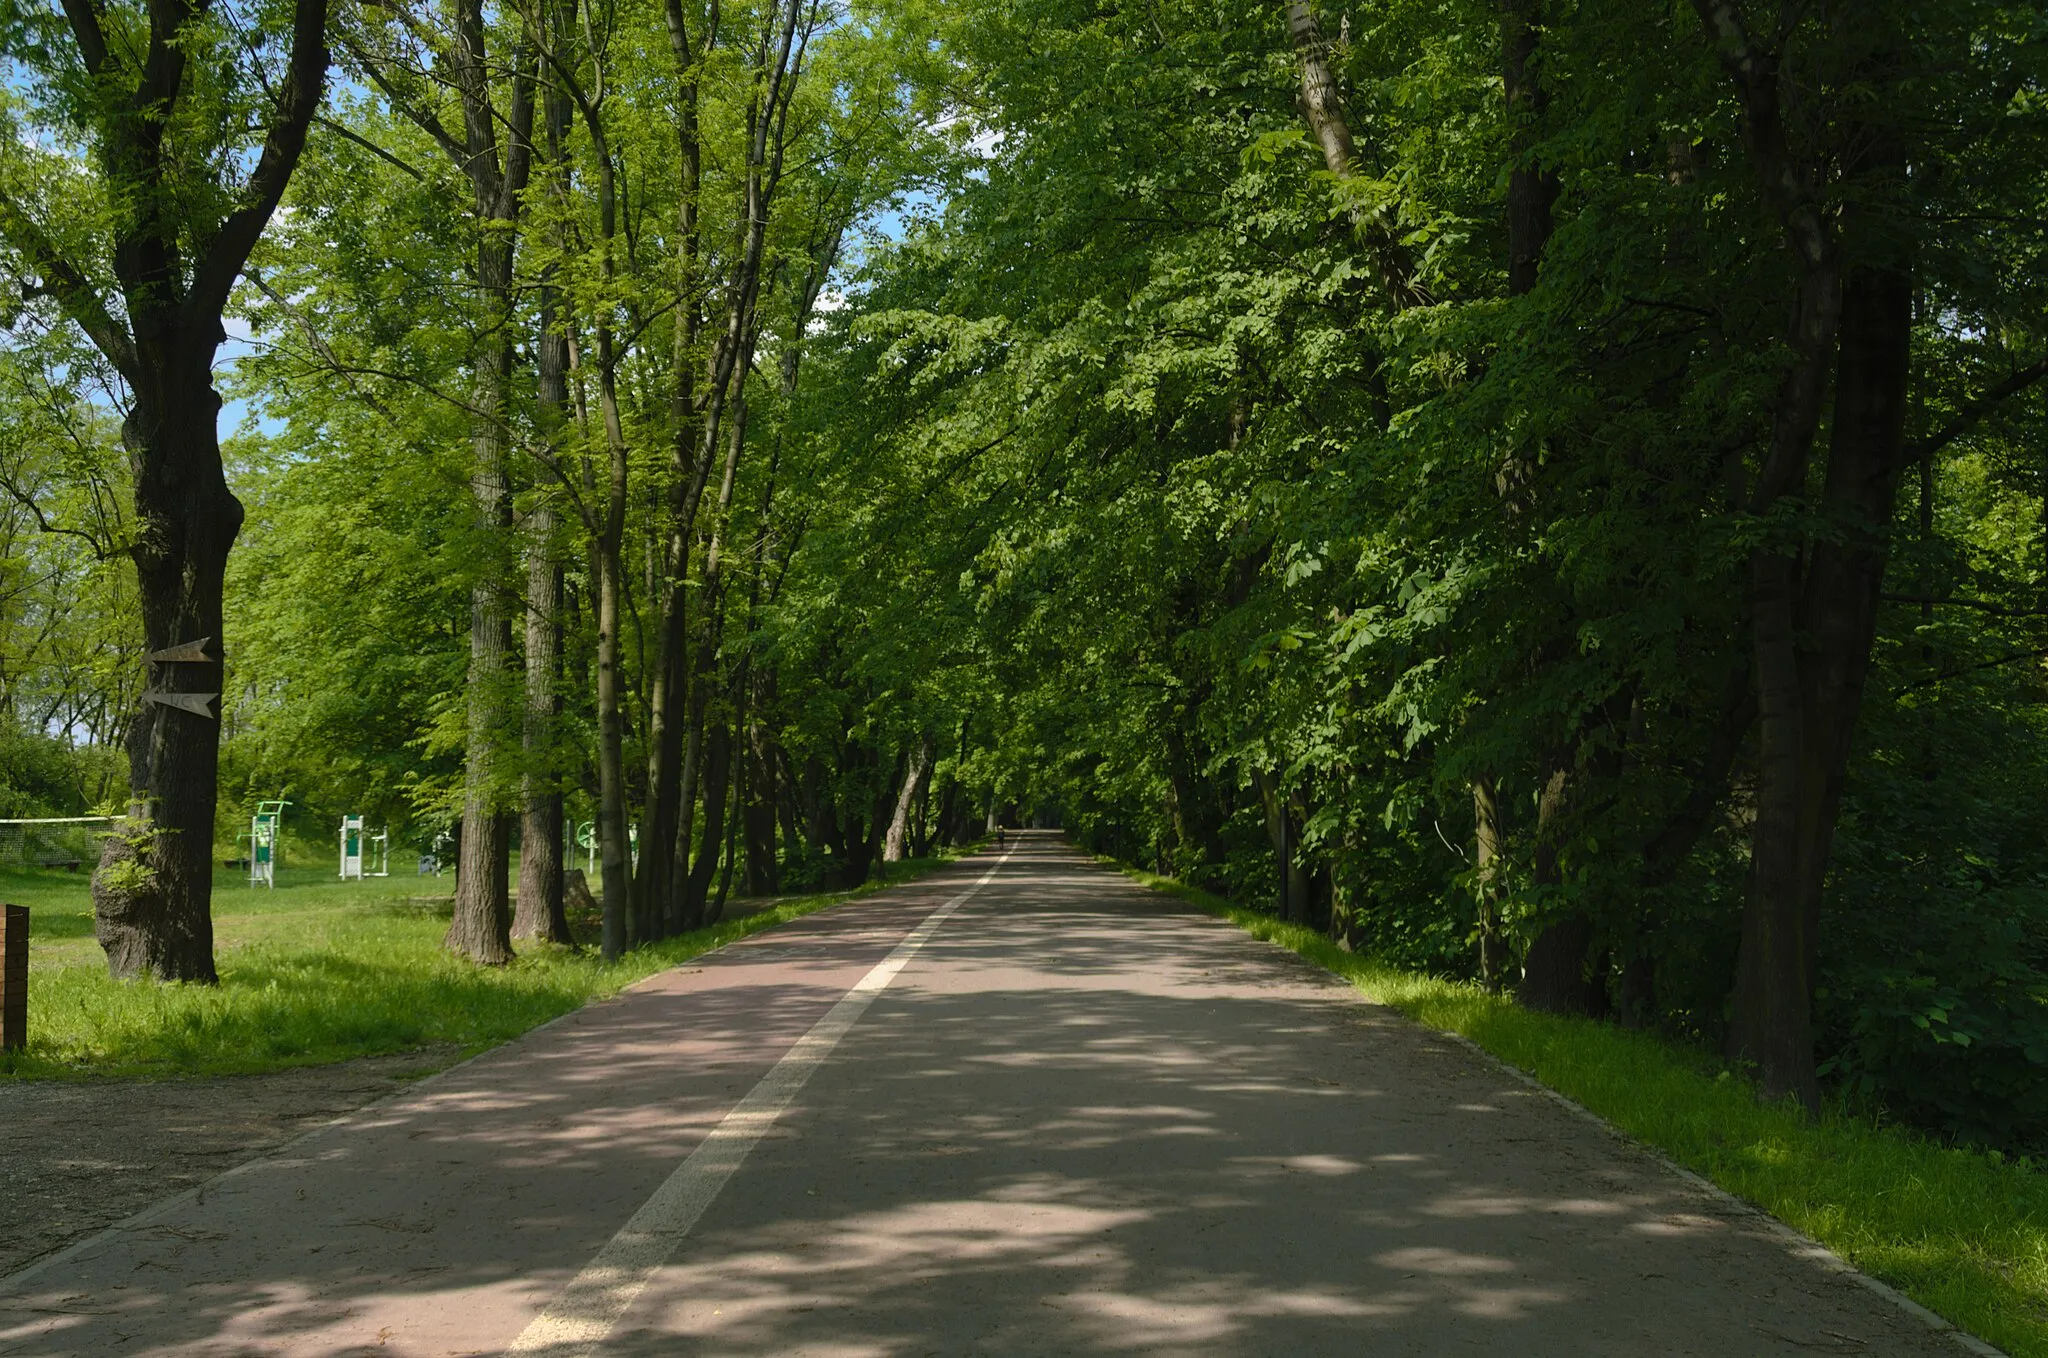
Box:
1119, 865, 2045, 1358
0, 848, 973, 1081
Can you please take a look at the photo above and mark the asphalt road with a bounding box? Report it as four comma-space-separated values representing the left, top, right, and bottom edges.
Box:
0, 833, 1971, 1356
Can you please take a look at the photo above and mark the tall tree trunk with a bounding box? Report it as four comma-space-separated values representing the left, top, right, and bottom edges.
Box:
1253, 770, 1311, 923
635, 0, 712, 938
447, 334, 516, 965
537, 36, 636, 960
1471, 775, 1507, 991
29, 0, 333, 982
883, 735, 934, 861
1282, 0, 1426, 307
591, 275, 632, 955
680, 714, 735, 927
708, 750, 743, 924
1518, 767, 1601, 1014
1498, 0, 1592, 1012
513, 502, 568, 944
514, 85, 574, 947
1162, 716, 1226, 879
1500, 0, 1557, 298
595, 485, 630, 960
95, 366, 241, 982
513, 457, 566, 944
742, 665, 782, 895
677, 381, 756, 925
362, 0, 536, 965
1731, 260, 1910, 1105
1690, 0, 1853, 1113
645, 0, 807, 934
1794, 263, 1912, 984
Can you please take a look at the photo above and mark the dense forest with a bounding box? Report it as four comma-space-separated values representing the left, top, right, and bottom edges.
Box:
2, 0, 2045, 1147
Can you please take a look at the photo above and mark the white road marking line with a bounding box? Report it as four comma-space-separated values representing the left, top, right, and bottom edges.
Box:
505, 846, 1015, 1356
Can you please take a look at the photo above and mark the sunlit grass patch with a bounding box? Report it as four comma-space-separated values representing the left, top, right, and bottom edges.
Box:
1, 850, 968, 1080
1122, 865, 2046, 1358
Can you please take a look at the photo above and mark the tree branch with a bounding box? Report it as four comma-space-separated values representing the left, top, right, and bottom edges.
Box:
1891, 645, 2048, 698
0, 474, 123, 560
346, 40, 471, 168
136, 0, 207, 130
56, 0, 111, 76
1902, 355, 2048, 467
1884, 592, 2048, 619
185, 0, 331, 324
314, 114, 426, 181
243, 267, 404, 426
0, 191, 138, 379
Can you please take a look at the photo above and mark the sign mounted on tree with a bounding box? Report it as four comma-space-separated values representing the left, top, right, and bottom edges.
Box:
144, 638, 218, 718
143, 691, 219, 719
147, 637, 214, 664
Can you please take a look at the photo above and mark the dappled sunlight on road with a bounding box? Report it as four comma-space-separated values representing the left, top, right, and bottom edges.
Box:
0, 836, 1964, 1357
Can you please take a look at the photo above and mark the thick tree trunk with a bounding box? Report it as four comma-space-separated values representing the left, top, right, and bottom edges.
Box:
742, 665, 782, 895
669, 661, 706, 933
595, 529, 630, 960
1794, 264, 1912, 983
777, 751, 804, 865
1690, 0, 1867, 1110
1253, 770, 1311, 923
859, 781, 892, 879
636, 602, 687, 941
883, 736, 934, 862
1500, 0, 1557, 297
708, 755, 742, 924
382, 0, 532, 965
591, 334, 632, 960
446, 342, 516, 965
1496, 0, 1588, 1013
1471, 776, 1507, 990
1617, 953, 1657, 1028
913, 760, 935, 858
1282, 0, 1426, 307
1461, 0, 1560, 996
513, 498, 569, 944
61, 0, 329, 983
630, 0, 710, 951
1518, 766, 1603, 1015
93, 365, 240, 983
591, 337, 632, 961
1729, 262, 1911, 1107
680, 717, 734, 928
644, 0, 806, 934
514, 284, 571, 944
1728, 546, 1816, 1099
1162, 719, 1226, 879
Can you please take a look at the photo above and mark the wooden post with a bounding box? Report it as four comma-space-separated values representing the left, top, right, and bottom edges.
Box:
1, 904, 25, 1051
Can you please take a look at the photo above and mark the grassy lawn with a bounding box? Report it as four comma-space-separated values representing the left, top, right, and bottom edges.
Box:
0, 849, 969, 1080
1121, 866, 2047, 1358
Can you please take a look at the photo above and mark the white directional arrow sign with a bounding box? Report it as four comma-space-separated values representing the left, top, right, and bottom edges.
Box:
147, 637, 214, 664
144, 691, 219, 718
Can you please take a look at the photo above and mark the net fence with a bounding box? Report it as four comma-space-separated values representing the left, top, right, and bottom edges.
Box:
0, 817, 118, 869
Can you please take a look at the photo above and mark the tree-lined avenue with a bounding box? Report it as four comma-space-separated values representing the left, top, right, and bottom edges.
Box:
0, 835, 1970, 1355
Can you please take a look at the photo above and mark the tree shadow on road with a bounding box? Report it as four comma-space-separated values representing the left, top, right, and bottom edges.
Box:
0, 837, 1946, 1356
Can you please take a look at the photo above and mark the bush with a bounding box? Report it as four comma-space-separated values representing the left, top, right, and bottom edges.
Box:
1820, 876, 2048, 1149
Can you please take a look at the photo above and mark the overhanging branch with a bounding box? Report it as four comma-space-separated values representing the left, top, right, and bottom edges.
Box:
1902, 354, 2048, 468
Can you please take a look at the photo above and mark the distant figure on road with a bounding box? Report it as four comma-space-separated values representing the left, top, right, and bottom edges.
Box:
996, 825, 1007, 850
